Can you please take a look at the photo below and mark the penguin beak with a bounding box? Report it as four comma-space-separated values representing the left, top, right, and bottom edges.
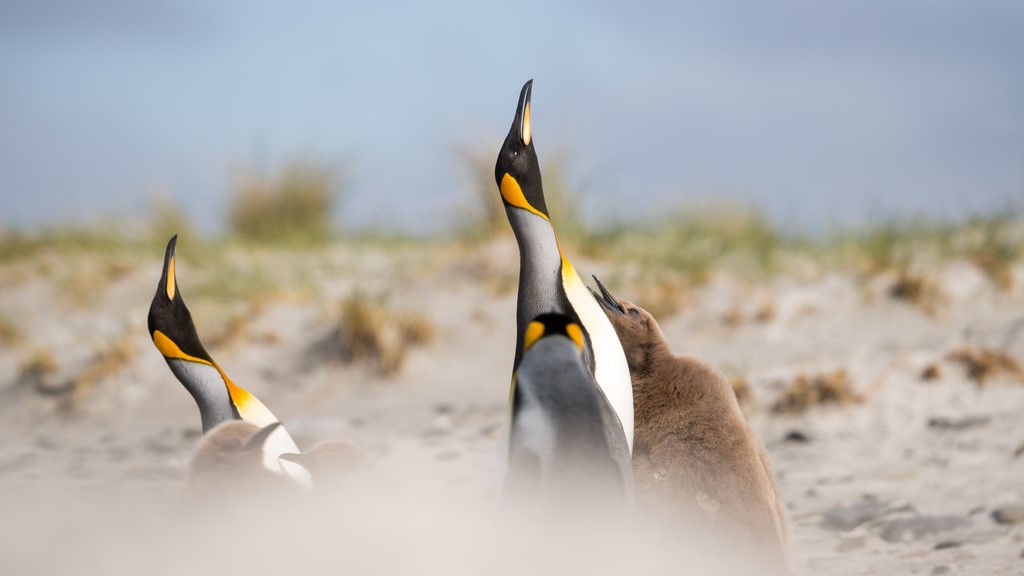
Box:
160, 234, 179, 302
278, 452, 306, 464
243, 422, 282, 452
514, 79, 533, 146
589, 275, 626, 316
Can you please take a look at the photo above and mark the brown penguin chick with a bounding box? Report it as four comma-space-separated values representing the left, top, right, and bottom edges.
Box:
188, 421, 298, 493
590, 277, 788, 567
279, 441, 373, 485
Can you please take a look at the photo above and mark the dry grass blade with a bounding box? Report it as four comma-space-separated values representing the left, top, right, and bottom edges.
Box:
229, 159, 341, 245
61, 337, 136, 411
946, 346, 1024, 387
728, 373, 753, 408
0, 314, 21, 346
889, 268, 946, 316
772, 369, 863, 415
15, 349, 61, 395
326, 293, 435, 377
919, 363, 942, 381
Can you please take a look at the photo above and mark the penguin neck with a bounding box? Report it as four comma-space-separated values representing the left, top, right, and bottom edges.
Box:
506, 207, 576, 369
166, 358, 239, 432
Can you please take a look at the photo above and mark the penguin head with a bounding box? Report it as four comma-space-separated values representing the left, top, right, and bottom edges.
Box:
588, 276, 665, 372
522, 312, 585, 356
494, 79, 550, 220
279, 441, 372, 483
147, 235, 215, 366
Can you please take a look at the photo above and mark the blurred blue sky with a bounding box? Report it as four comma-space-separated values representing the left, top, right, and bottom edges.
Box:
1, 1, 1022, 233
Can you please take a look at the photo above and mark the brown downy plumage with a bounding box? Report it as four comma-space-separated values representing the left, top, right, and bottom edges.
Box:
279, 441, 373, 485
590, 277, 788, 570
188, 421, 297, 493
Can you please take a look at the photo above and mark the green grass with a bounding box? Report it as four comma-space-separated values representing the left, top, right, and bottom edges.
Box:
956, 214, 1024, 289
0, 225, 129, 264
228, 159, 342, 245
452, 149, 509, 241
589, 203, 793, 282
2, 179, 1021, 309
819, 211, 1024, 288
146, 195, 196, 247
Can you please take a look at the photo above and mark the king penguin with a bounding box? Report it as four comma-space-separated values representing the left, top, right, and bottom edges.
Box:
148, 235, 312, 488
502, 313, 633, 514
494, 80, 634, 471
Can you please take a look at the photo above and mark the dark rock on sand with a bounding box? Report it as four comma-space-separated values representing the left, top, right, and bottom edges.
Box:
875, 515, 970, 543
927, 415, 990, 431
784, 429, 810, 443
991, 503, 1024, 525
822, 499, 891, 531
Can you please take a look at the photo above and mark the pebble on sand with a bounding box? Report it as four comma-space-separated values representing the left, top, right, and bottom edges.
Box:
821, 500, 891, 532
876, 516, 970, 543
991, 503, 1024, 525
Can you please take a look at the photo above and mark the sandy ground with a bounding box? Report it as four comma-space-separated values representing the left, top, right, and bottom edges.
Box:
1, 237, 1023, 575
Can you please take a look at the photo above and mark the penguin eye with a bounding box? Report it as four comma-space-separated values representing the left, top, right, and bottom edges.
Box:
628, 308, 640, 320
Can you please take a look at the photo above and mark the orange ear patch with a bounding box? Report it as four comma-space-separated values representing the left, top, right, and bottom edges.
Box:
565, 322, 585, 352
152, 330, 210, 365
500, 174, 549, 221
523, 320, 546, 354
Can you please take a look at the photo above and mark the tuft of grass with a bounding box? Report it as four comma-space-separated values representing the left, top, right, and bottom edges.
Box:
189, 258, 282, 306
920, 362, 942, 381
825, 217, 953, 277
60, 337, 136, 411
325, 292, 435, 377
728, 373, 753, 407
147, 195, 195, 247
0, 314, 21, 346
593, 204, 790, 283
203, 312, 252, 351
721, 298, 777, 327
946, 346, 1024, 387
721, 305, 743, 328
957, 214, 1023, 290
0, 225, 128, 264
772, 368, 863, 415
17, 349, 61, 395
826, 212, 1024, 290
536, 153, 590, 251
628, 275, 689, 320
889, 267, 946, 315
229, 159, 342, 245
453, 149, 509, 241
754, 300, 776, 323
399, 313, 436, 348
